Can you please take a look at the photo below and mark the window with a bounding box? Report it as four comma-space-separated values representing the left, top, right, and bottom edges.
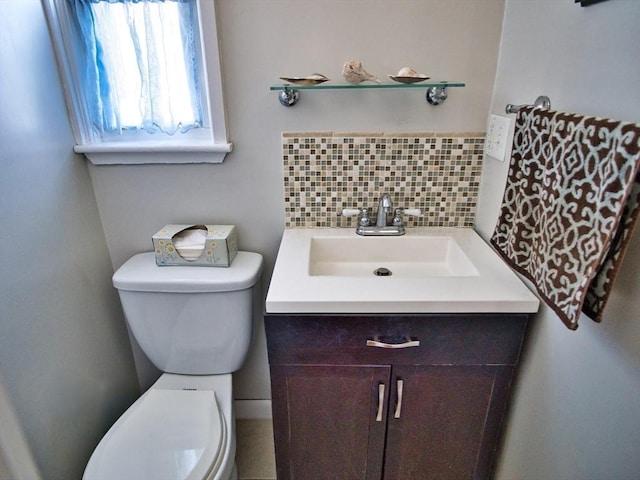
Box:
43, 0, 231, 164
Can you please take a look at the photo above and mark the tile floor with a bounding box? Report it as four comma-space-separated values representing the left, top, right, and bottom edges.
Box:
236, 419, 277, 480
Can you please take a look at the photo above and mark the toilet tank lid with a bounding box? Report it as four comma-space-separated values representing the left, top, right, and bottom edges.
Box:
113, 252, 263, 293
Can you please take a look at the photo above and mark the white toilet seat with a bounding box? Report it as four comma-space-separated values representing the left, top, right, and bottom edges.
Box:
83, 387, 226, 480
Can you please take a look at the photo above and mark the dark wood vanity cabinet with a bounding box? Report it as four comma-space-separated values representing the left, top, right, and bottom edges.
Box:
264, 313, 529, 480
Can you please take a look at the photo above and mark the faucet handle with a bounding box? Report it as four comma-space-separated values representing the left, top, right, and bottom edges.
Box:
341, 207, 371, 226
403, 208, 422, 217
341, 208, 362, 217
359, 208, 371, 226
392, 208, 422, 227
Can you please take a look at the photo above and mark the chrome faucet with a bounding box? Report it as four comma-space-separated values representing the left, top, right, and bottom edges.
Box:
376, 193, 393, 227
341, 194, 422, 236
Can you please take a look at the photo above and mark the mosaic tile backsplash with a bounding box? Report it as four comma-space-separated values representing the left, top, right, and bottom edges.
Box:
283, 132, 485, 228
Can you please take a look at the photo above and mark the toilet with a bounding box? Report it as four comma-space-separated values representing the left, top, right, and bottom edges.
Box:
83, 251, 263, 480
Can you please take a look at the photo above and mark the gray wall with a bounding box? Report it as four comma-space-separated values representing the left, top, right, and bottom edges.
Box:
477, 1, 640, 479
0, 1, 140, 478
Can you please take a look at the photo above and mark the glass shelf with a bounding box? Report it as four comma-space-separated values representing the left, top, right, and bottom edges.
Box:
270, 80, 465, 91
270, 81, 465, 106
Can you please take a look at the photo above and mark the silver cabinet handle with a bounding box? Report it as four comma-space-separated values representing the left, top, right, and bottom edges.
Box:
366, 337, 420, 349
394, 379, 404, 419
376, 383, 385, 422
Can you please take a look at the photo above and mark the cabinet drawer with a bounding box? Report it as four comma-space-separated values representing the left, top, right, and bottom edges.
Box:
265, 313, 528, 366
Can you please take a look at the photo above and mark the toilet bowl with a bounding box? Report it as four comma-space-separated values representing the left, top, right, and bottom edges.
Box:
83, 252, 263, 480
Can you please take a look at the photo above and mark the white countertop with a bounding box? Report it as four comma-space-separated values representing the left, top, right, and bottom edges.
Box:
265, 227, 540, 314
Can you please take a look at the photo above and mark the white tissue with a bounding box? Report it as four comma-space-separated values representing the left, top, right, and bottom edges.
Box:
173, 227, 207, 260
173, 228, 207, 248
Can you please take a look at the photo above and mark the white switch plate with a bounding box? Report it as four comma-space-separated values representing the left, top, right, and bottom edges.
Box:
484, 114, 512, 161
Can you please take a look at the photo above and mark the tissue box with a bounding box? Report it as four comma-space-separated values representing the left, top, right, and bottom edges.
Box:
152, 224, 238, 267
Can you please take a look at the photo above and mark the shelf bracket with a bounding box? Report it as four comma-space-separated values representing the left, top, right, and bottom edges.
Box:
425, 86, 448, 106
278, 87, 300, 107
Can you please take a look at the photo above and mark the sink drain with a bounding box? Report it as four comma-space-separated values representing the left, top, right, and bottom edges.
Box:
374, 267, 392, 277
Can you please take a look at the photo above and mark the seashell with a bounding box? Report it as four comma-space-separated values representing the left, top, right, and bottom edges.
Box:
388, 66, 430, 84
397, 67, 418, 77
308, 73, 328, 81
279, 73, 329, 86
342, 60, 381, 85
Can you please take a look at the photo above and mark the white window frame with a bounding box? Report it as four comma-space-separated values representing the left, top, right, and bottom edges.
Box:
42, 0, 232, 165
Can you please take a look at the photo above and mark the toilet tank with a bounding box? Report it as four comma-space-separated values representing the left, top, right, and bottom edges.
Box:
113, 252, 263, 375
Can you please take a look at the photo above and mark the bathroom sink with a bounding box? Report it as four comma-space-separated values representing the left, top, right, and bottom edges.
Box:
309, 236, 478, 277
266, 227, 539, 314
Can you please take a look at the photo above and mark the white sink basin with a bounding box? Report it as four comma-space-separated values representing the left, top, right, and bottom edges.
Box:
309, 236, 478, 277
266, 227, 539, 314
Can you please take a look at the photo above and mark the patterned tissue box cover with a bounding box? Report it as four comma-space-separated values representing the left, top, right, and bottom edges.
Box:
152, 224, 238, 267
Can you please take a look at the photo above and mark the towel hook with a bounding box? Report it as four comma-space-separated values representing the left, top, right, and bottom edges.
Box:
505, 95, 551, 114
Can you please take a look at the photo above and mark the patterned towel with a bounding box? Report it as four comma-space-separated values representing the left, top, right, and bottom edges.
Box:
491, 106, 640, 329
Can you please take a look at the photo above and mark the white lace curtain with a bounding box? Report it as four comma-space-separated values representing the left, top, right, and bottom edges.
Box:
68, 0, 202, 135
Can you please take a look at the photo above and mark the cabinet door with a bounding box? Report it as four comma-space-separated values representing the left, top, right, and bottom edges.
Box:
270, 365, 390, 480
383, 365, 515, 480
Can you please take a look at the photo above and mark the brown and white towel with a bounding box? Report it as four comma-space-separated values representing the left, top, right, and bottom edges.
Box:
491, 106, 640, 330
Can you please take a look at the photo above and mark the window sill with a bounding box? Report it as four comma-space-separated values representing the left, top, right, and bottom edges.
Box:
75, 141, 233, 165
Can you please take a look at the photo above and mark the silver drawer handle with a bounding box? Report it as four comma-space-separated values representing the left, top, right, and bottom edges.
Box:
394, 379, 404, 419
376, 383, 385, 422
366, 337, 420, 349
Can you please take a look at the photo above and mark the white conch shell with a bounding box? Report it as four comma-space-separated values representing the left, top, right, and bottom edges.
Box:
342, 60, 381, 84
